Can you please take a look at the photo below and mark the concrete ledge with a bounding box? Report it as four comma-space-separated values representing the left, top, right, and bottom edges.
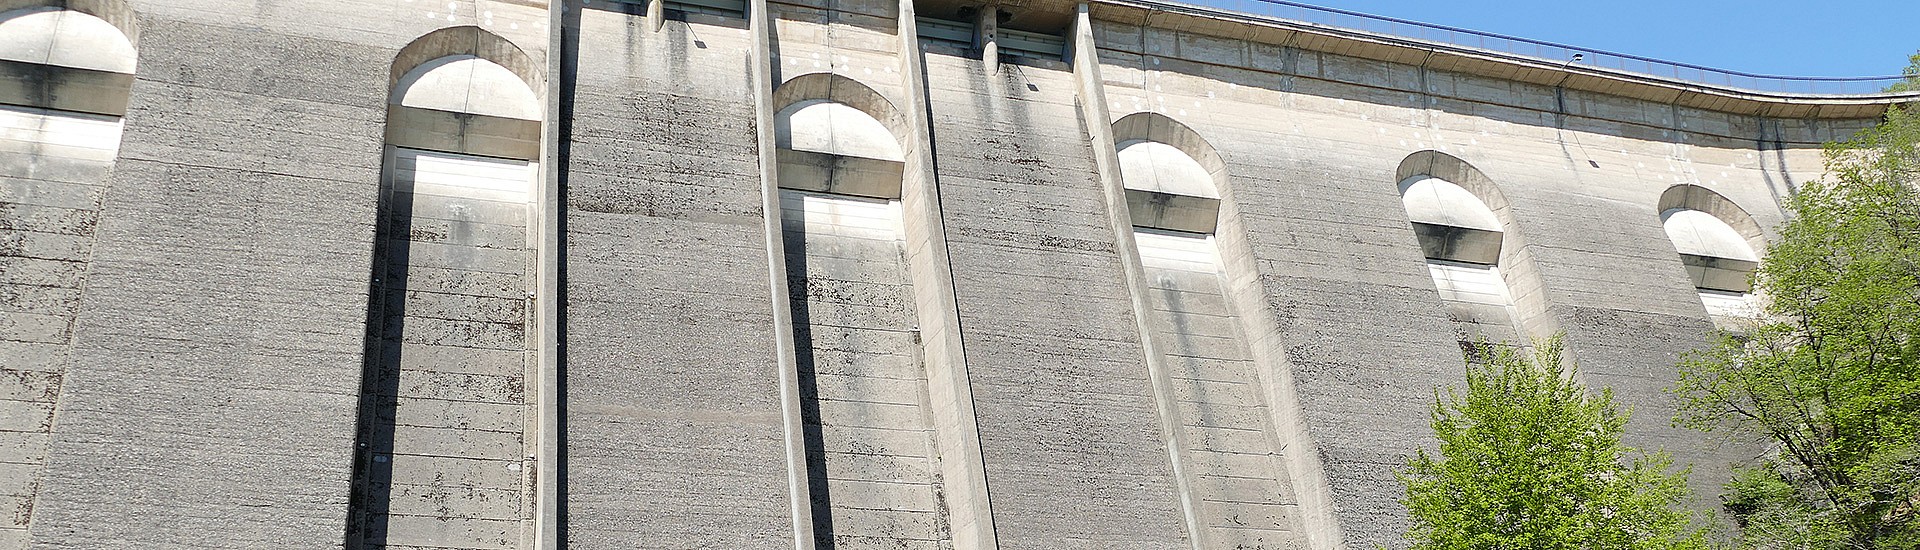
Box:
1680, 254, 1755, 293
1083, 0, 1919, 119
1126, 188, 1217, 234
1411, 222, 1501, 265
0, 59, 130, 117
386, 106, 541, 161
776, 149, 906, 200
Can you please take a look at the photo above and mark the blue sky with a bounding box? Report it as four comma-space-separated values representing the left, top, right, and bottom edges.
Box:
1227, 0, 1917, 77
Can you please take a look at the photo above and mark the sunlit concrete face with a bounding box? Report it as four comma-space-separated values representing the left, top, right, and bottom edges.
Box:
0, 7, 135, 73
1119, 139, 1218, 199
393, 55, 542, 121
777, 99, 905, 161
1662, 208, 1758, 262
3, 0, 1911, 549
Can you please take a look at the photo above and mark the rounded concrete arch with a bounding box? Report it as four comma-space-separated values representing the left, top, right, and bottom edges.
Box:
1657, 184, 1766, 259
1395, 151, 1514, 267
770, 73, 911, 199
0, 4, 136, 72
1395, 150, 1512, 229
1110, 112, 1226, 233
386, 27, 543, 160
392, 55, 542, 121
1110, 111, 1227, 197
390, 26, 543, 106
0, 1, 138, 115
771, 72, 910, 158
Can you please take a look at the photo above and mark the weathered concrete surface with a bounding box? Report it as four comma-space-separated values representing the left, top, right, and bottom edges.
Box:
780, 190, 950, 549
924, 44, 1190, 548
561, 4, 793, 548
351, 149, 536, 550
21, 2, 550, 548
0, 105, 118, 550
0, 1, 1905, 549
1136, 231, 1312, 550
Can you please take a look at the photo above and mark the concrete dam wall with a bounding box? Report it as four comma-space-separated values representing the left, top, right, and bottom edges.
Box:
0, 0, 1911, 548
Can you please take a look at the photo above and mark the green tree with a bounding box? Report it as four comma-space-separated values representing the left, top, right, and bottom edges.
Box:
1671, 68, 1920, 548
1889, 51, 1920, 93
1401, 337, 1712, 550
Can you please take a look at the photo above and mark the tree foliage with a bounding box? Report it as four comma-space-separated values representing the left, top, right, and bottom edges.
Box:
1890, 52, 1920, 94
1671, 68, 1920, 548
1401, 338, 1712, 550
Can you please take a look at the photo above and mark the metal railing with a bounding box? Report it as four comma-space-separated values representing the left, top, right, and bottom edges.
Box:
1161, 0, 1911, 96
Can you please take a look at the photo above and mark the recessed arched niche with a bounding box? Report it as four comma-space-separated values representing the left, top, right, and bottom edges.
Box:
1107, 112, 1316, 548
1400, 175, 1503, 265
1111, 113, 1225, 234
349, 27, 544, 550
1395, 151, 1524, 347
1658, 184, 1765, 320
769, 72, 957, 549
384, 27, 543, 161
773, 97, 906, 199
0, 4, 137, 115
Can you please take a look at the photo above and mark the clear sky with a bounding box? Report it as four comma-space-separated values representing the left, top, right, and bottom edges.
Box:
1233, 0, 1917, 77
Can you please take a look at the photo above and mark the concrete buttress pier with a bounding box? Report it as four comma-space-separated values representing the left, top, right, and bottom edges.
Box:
0, 0, 1911, 548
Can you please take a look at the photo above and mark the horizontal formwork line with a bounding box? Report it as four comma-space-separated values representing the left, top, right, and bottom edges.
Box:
818, 505, 944, 517
377, 337, 528, 355
1198, 496, 1292, 507
371, 391, 525, 408
388, 423, 523, 435
807, 397, 930, 410
377, 449, 526, 462
375, 510, 527, 524
804, 371, 930, 384
1169, 373, 1257, 385
377, 286, 530, 302
817, 477, 941, 490
801, 419, 932, 432
0, 279, 84, 292
1164, 350, 1256, 362
391, 339, 526, 354
811, 449, 933, 461
1181, 419, 1276, 432
816, 476, 940, 488
797, 322, 918, 334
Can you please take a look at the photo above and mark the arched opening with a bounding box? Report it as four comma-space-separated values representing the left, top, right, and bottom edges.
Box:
348, 28, 543, 550
771, 73, 951, 550
774, 98, 905, 199
0, 3, 137, 544
1110, 112, 1312, 549
1112, 111, 1225, 234
1659, 185, 1765, 323
0, 4, 137, 115
384, 27, 543, 161
1396, 152, 1526, 354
